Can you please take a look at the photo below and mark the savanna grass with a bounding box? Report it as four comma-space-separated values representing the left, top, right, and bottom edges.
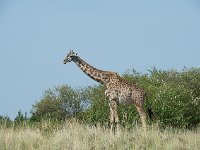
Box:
0, 120, 200, 150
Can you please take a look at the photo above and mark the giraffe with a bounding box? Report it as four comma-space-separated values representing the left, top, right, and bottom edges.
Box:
63, 50, 147, 131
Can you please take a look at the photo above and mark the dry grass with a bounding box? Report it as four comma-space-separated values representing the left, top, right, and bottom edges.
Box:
0, 121, 200, 150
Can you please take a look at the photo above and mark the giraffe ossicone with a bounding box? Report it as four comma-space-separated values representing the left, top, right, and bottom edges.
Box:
63, 50, 147, 131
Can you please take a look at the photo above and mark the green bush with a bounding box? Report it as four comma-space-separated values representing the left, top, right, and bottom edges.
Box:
0, 116, 12, 128
123, 68, 200, 128
30, 68, 200, 129
30, 85, 87, 122
80, 85, 110, 126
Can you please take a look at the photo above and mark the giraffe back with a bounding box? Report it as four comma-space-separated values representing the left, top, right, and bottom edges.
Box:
105, 73, 145, 106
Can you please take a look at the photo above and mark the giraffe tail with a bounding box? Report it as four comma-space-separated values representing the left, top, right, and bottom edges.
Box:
147, 107, 153, 121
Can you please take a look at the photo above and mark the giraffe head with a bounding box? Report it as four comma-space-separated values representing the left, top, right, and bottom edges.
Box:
63, 50, 78, 64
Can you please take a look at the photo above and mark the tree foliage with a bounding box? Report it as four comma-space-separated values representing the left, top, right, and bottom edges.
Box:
0, 115, 12, 128
30, 68, 200, 129
30, 85, 87, 122
123, 68, 200, 128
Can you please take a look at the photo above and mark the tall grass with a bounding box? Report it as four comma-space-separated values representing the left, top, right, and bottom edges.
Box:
0, 120, 200, 150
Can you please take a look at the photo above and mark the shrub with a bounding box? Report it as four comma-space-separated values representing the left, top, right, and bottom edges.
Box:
123, 68, 200, 128
30, 85, 87, 122
30, 68, 200, 129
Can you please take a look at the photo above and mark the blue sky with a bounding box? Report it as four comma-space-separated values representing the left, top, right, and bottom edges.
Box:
0, 0, 200, 119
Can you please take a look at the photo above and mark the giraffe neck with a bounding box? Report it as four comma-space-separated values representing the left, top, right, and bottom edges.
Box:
73, 56, 109, 84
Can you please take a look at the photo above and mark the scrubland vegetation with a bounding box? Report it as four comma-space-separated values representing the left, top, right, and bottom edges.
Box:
1, 120, 200, 150
1, 68, 200, 149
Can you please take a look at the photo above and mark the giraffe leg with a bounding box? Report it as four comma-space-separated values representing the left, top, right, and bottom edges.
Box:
109, 100, 119, 133
135, 104, 147, 131
109, 102, 114, 132
113, 102, 120, 133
